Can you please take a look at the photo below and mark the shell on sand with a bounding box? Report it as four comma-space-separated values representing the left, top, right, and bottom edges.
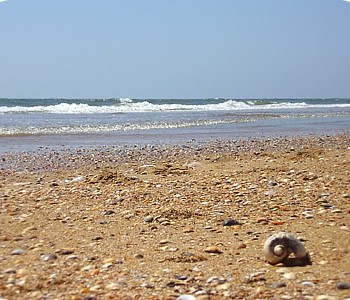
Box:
263, 232, 308, 265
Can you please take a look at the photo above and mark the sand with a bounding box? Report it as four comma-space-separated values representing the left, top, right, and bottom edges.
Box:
0, 133, 350, 300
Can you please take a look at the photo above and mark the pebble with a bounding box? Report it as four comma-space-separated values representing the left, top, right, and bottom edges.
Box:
177, 295, 196, 300
204, 246, 222, 254
316, 296, 336, 300
300, 281, 317, 288
144, 216, 154, 223
175, 275, 188, 281
11, 249, 26, 255
40, 253, 58, 261
159, 239, 170, 245
101, 262, 114, 269
81, 265, 96, 272
283, 272, 296, 280
206, 276, 226, 284
336, 282, 350, 289
270, 282, 287, 289
222, 219, 240, 226
106, 282, 119, 290
58, 249, 74, 255
268, 180, 278, 187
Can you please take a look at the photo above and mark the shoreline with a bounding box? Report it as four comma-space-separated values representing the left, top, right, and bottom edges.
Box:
1, 132, 349, 174
1, 133, 350, 299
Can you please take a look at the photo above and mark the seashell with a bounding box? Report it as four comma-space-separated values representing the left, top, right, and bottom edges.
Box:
263, 232, 308, 265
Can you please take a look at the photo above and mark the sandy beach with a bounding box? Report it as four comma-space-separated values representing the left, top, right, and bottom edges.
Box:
1, 133, 350, 300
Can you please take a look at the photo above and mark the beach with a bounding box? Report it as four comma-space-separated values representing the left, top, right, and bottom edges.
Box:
1, 133, 350, 299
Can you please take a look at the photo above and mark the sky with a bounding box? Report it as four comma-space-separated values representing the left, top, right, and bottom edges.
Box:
0, 0, 349, 99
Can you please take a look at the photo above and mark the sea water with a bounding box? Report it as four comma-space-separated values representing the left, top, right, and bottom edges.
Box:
0, 98, 349, 153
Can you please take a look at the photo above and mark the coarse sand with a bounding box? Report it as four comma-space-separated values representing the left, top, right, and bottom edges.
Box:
0, 133, 350, 299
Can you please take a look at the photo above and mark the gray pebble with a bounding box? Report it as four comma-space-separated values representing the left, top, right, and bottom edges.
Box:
270, 282, 287, 289
336, 282, 350, 290
222, 219, 240, 226
268, 180, 278, 187
11, 249, 26, 255
40, 253, 58, 261
144, 216, 154, 223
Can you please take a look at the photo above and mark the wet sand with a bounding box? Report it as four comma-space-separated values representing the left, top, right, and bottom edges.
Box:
1, 133, 350, 299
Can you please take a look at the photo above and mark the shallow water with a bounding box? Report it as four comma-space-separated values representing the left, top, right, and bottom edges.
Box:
0, 98, 349, 153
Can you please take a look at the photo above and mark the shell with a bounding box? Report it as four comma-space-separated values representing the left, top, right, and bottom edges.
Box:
263, 232, 307, 265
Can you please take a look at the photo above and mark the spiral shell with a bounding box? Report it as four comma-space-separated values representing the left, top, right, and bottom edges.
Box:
263, 232, 308, 265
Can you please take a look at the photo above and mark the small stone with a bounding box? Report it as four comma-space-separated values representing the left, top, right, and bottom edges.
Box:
80, 287, 90, 293
40, 253, 58, 261
300, 281, 317, 288
207, 276, 226, 284
134, 253, 144, 259
270, 282, 287, 289
222, 219, 240, 226
90, 269, 100, 276
70, 176, 84, 183
81, 265, 96, 272
102, 262, 114, 269
11, 249, 26, 255
336, 282, 350, 290
316, 296, 336, 300
159, 239, 170, 245
237, 243, 247, 249
204, 246, 223, 254
144, 216, 154, 223
168, 247, 178, 252
106, 283, 119, 290
177, 295, 196, 300
59, 249, 74, 255
104, 210, 115, 215
268, 180, 278, 187
141, 282, 154, 288
89, 285, 101, 292
102, 258, 117, 264
283, 272, 296, 280
276, 268, 289, 273
175, 275, 188, 281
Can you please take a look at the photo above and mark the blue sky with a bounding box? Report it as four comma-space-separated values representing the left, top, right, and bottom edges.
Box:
0, 0, 349, 99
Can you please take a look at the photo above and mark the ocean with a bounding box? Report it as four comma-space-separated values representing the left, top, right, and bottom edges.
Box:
0, 98, 349, 153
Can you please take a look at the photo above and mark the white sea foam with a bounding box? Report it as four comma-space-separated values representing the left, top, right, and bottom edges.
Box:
0, 99, 350, 114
